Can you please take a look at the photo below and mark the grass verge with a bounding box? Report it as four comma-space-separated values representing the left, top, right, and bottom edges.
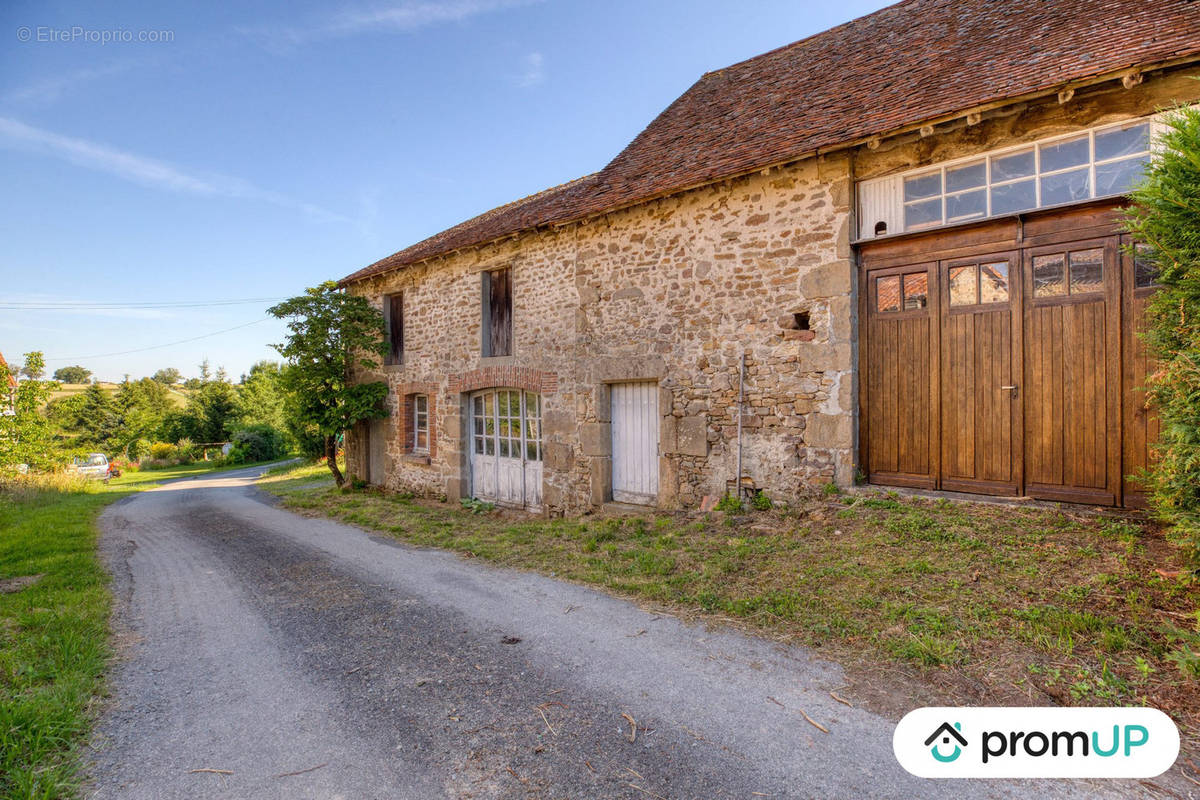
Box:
0, 458, 279, 800
262, 464, 1200, 752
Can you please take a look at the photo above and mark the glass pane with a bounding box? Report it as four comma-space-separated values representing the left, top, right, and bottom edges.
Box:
1033, 253, 1066, 297
990, 179, 1036, 215
473, 395, 483, 415
1040, 167, 1091, 206
473, 416, 483, 436
979, 262, 1010, 304
902, 273, 928, 310
1095, 122, 1150, 162
1134, 245, 1158, 289
946, 188, 985, 221
498, 419, 510, 438
415, 395, 427, 414
948, 265, 978, 306
904, 198, 942, 229
474, 435, 484, 454
499, 438, 510, 458
485, 436, 495, 455
1095, 155, 1149, 196
1068, 248, 1104, 294
1039, 135, 1089, 173
876, 275, 901, 313
526, 441, 540, 461
416, 430, 427, 450
525, 392, 540, 419
946, 162, 985, 193
991, 149, 1034, 182
904, 171, 942, 201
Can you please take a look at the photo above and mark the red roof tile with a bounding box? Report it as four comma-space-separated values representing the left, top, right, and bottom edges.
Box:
0, 351, 17, 389
343, 0, 1200, 284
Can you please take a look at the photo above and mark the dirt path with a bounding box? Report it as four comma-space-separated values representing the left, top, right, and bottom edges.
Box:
86, 465, 1147, 799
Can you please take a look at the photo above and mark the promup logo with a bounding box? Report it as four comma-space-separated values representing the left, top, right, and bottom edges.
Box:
894, 707, 1179, 779
924, 722, 967, 763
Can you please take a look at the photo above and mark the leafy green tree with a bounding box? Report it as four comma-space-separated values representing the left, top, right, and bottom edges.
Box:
19, 359, 45, 380
0, 352, 59, 469
235, 361, 287, 432
113, 377, 172, 454
151, 367, 181, 385
1124, 106, 1200, 563
68, 383, 121, 451
53, 365, 92, 384
269, 281, 387, 486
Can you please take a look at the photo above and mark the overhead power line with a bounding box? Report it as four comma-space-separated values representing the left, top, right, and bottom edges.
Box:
0, 296, 286, 310
43, 318, 275, 361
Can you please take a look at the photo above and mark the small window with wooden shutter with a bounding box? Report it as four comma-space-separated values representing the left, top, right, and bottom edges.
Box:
384, 293, 404, 365
482, 268, 512, 357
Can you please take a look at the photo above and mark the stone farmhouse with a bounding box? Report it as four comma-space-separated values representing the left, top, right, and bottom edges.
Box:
341, 0, 1200, 515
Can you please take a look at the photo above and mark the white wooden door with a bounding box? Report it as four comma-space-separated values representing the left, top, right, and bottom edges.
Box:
611, 382, 659, 505
470, 389, 542, 510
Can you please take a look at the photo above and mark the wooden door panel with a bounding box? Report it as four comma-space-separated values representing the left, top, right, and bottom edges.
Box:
864, 265, 937, 488
939, 254, 1020, 494
1022, 241, 1118, 505
1122, 240, 1160, 506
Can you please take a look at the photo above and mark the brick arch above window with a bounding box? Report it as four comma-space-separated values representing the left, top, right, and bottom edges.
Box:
449, 367, 558, 395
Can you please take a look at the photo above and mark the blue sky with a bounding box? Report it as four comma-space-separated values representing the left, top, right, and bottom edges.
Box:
1, 0, 891, 382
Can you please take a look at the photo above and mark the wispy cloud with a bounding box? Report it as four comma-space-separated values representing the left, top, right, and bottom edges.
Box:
241, 0, 540, 50
4, 61, 138, 105
0, 117, 350, 223
514, 51, 545, 87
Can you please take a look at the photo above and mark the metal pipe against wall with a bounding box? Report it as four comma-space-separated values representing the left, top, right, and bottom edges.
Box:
735, 351, 745, 498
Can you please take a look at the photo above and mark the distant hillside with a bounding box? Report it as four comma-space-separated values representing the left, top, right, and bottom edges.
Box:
48, 382, 192, 408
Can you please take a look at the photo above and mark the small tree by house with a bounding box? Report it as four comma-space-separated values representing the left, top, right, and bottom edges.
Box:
0, 352, 58, 470
1124, 105, 1200, 564
268, 281, 388, 487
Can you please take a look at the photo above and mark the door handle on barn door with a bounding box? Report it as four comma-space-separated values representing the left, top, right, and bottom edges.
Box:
1001, 384, 1018, 398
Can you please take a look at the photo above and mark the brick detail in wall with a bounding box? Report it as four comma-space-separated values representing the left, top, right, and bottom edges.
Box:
449, 367, 558, 395
397, 381, 438, 460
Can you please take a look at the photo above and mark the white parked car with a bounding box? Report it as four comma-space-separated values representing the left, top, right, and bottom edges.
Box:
72, 453, 113, 481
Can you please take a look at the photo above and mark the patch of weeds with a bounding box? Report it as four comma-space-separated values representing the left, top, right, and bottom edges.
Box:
821, 482, 841, 496
892, 634, 961, 666
460, 497, 495, 514
751, 491, 773, 511
714, 494, 744, 513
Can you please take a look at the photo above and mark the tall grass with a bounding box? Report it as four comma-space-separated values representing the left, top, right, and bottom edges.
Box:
0, 474, 117, 799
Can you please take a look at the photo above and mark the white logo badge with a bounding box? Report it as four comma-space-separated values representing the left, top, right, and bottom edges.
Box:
893, 707, 1179, 778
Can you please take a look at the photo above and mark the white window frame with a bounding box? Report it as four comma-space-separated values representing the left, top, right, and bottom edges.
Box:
860, 116, 1159, 240
412, 394, 429, 454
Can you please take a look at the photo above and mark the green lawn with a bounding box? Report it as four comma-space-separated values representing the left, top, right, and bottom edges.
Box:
262, 464, 1200, 754
0, 458, 282, 800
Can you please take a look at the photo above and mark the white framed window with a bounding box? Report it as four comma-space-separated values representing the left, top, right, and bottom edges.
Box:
860, 117, 1155, 239
412, 394, 429, 453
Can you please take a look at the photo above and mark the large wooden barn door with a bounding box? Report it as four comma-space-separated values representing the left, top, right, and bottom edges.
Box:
1021, 239, 1121, 505
864, 263, 938, 488
938, 253, 1022, 495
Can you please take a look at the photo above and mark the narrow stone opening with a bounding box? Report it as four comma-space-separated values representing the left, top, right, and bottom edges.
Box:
874, 220, 888, 236
793, 311, 811, 331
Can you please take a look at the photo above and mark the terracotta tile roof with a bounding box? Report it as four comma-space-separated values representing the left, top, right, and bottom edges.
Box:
343, 0, 1200, 284
0, 351, 16, 389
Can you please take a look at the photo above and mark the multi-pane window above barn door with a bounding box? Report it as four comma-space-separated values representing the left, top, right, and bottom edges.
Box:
482, 268, 512, 357
384, 293, 404, 365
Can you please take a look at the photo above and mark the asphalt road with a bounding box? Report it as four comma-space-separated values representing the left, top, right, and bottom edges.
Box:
87, 464, 1157, 799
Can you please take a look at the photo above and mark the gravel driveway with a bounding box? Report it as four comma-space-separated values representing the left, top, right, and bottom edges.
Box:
86, 464, 1153, 799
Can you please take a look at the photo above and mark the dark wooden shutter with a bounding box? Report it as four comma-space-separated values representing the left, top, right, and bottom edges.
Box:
483, 269, 512, 357
387, 294, 404, 365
